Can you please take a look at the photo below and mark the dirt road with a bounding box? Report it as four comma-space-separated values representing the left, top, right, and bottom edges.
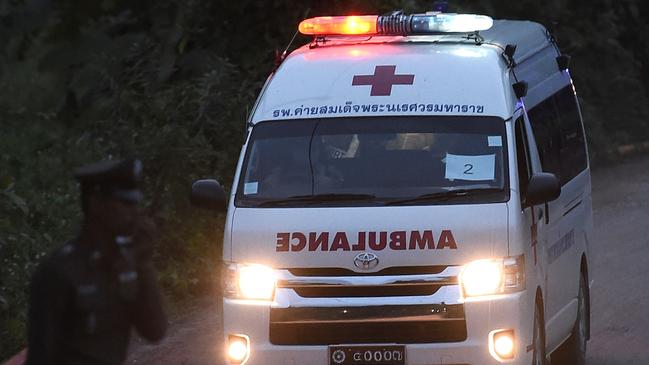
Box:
128, 154, 649, 365
584, 155, 649, 365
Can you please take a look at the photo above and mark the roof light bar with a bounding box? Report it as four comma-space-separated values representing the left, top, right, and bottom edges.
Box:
298, 13, 493, 36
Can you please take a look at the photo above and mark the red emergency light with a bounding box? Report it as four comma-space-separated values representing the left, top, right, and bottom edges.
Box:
298, 13, 493, 36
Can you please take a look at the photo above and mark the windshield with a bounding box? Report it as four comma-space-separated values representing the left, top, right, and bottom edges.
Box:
236, 116, 509, 207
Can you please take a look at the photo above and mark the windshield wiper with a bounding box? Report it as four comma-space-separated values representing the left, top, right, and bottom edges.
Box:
257, 193, 377, 207
385, 188, 503, 206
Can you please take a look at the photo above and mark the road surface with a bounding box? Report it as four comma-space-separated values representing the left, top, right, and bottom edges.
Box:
128, 154, 649, 365
585, 155, 649, 365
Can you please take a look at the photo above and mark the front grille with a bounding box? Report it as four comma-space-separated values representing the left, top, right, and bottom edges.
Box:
271, 266, 465, 345
269, 304, 467, 345
291, 283, 445, 297
287, 265, 450, 277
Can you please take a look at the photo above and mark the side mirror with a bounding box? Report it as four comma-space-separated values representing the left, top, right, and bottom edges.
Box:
525, 173, 560, 207
190, 179, 227, 212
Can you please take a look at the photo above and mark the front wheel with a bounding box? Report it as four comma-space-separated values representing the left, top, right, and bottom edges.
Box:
532, 298, 547, 365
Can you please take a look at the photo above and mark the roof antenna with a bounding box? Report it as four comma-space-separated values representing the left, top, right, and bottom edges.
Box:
504, 44, 517, 68
546, 21, 572, 72
274, 8, 310, 71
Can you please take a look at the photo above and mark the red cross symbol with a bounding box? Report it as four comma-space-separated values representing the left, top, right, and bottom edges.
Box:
352, 65, 415, 96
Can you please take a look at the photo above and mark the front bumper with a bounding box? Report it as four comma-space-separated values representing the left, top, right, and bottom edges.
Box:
221, 268, 534, 365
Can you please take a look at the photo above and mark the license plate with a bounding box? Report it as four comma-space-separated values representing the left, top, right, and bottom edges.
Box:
329, 345, 405, 365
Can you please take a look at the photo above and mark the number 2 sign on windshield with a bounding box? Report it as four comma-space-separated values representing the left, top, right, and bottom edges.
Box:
445, 154, 496, 181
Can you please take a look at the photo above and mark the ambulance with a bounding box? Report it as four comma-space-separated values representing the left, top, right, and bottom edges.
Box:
191, 10, 593, 365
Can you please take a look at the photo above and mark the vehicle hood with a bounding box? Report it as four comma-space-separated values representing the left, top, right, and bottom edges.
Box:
228, 204, 509, 271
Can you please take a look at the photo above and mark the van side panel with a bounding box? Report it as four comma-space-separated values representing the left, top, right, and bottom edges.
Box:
523, 65, 592, 351
506, 111, 545, 362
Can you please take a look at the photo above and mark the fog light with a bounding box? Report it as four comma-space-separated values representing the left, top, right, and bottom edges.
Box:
227, 334, 250, 364
489, 329, 515, 361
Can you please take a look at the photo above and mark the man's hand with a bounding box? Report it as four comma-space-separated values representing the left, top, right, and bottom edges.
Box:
133, 216, 157, 263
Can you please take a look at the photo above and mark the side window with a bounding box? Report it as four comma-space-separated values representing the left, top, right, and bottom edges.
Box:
528, 96, 562, 182
554, 86, 588, 184
515, 117, 532, 200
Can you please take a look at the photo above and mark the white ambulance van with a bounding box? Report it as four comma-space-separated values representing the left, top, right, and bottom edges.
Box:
191, 11, 593, 365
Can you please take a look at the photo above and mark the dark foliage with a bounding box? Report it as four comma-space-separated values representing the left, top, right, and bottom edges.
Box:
1, 0, 648, 358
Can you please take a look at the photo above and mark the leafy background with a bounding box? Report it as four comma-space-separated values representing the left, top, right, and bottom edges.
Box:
1, 0, 648, 359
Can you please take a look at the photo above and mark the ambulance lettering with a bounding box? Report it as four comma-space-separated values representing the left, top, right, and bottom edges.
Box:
271, 102, 486, 118
275, 230, 458, 252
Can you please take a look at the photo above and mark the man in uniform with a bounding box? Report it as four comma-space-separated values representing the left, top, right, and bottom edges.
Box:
26, 159, 167, 365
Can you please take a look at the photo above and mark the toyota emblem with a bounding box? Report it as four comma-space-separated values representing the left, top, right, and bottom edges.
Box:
354, 252, 379, 270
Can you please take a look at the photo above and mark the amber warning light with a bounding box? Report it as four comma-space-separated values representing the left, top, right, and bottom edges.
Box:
299, 16, 378, 36
298, 13, 493, 36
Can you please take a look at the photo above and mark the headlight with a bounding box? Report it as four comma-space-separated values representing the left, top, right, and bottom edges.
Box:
459, 256, 524, 298
224, 263, 277, 301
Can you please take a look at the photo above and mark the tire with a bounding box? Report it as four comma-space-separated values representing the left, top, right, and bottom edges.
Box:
532, 298, 547, 365
553, 274, 588, 365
